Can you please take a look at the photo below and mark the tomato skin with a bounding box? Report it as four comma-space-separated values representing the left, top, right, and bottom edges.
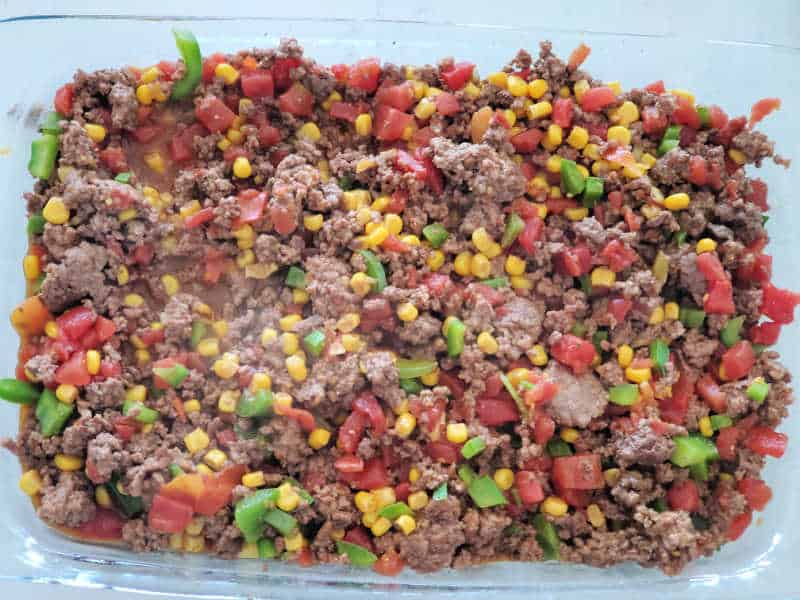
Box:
394, 482, 411, 502
667, 479, 700, 512
552, 98, 573, 128
744, 427, 788, 458
374, 105, 414, 142
148, 494, 194, 533
721, 341, 756, 381
715, 116, 746, 147
727, 510, 752, 541
533, 414, 556, 445
272, 57, 302, 92
195, 96, 236, 133
435, 92, 460, 116
344, 457, 390, 490
599, 239, 638, 272
748, 97, 781, 128
696, 252, 727, 282
99, 146, 129, 173
550, 334, 596, 375
395, 149, 427, 180
510, 128, 543, 154
672, 97, 701, 129
348, 57, 381, 92
641, 106, 668, 136
580, 86, 616, 112
375, 82, 415, 111
231, 189, 267, 229
201, 53, 226, 83
440, 61, 474, 90
57, 306, 97, 341
54, 83, 75, 115
425, 441, 462, 464
516, 471, 545, 505
55, 351, 91, 386
352, 392, 387, 436
716, 426, 740, 461
240, 69, 274, 99
567, 43, 591, 70
373, 549, 404, 576
660, 370, 693, 424
387, 190, 408, 213
749, 321, 781, 345
608, 297, 633, 323
554, 245, 592, 277
696, 373, 726, 412
337, 411, 367, 454
329, 101, 364, 122
738, 478, 772, 511
687, 155, 708, 186
737, 253, 772, 285
761, 283, 800, 324
552, 454, 604, 490
708, 105, 729, 129
476, 396, 520, 427
278, 82, 314, 117
78, 508, 125, 540
705, 279, 735, 315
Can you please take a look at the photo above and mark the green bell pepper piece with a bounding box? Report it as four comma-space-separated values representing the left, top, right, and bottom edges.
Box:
190, 321, 207, 348
40, 111, 64, 135
500, 372, 527, 419
114, 171, 132, 184
106, 473, 145, 517
582, 176, 604, 208
399, 378, 423, 394
579, 274, 592, 295
709, 414, 733, 431
533, 514, 560, 561
0, 378, 39, 405
168, 464, 185, 478
432, 483, 448, 501
649, 339, 669, 375
461, 436, 487, 459
283, 477, 314, 505
679, 306, 706, 329
720, 316, 745, 348
396, 359, 437, 380
468, 476, 507, 508
27, 214, 46, 236
359, 250, 387, 293
546, 439, 573, 457
35, 389, 74, 437
592, 329, 608, 355
457, 464, 477, 485
674, 231, 688, 246
122, 400, 160, 424
671, 434, 719, 467
696, 106, 711, 128
236, 389, 274, 418
378, 501, 413, 520
650, 497, 668, 513
336, 540, 377, 567
570, 321, 588, 337
263, 508, 298, 536
170, 29, 203, 100
663, 124, 682, 141
446, 318, 466, 358
608, 383, 639, 406
657, 138, 679, 156
501, 213, 525, 248
153, 364, 189, 388
28, 134, 59, 179
234, 488, 280, 542
285, 266, 306, 289
480, 277, 509, 289
689, 461, 709, 482
303, 329, 326, 357
746, 379, 769, 403
422, 223, 449, 248
560, 159, 586, 196
258, 538, 278, 559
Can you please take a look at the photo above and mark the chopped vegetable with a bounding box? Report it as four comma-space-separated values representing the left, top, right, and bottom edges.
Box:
35, 389, 74, 437
359, 250, 387, 293
649, 339, 669, 375
170, 29, 203, 100
27, 214, 46, 235
720, 316, 745, 348
499, 373, 528, 419
608, 383, 639, 406
457, 464, 477, 485
467, 475, 507, 508
336, 540, 378, 567
106, 473, 145, 517
0, 378, 40, 405
303, 329, 326, 357
432, 483, 448, 501
746, 379, 769, 403
422, 223, 449, 248
533, 514, 560, 560
501, 213, 525, 248
378, 501, 413, 519
168, 464, 184, 478
114, 171, 132, 184
399, 378, 423, 394
560, 159, 586, 196
679, 306, 706, 329
546, 439, 573, 457
445, 318, 466, 358
582, 176, 604, 207
122, 399, 160, 424
153, 364, 189, 388
258, 538, 278, 559
236, 389, 274, 418
234, 488, 280, 542
671, 434, 720, 467
285, 266, 306, 289
461, 436, 487, 459
480, 277, 509, 289
263, 508, 298, 536
40, 111, 64, 135
28, 133, 59, 179
709, 414, 733, 430
190, 321, 207, 348
396, 358, 437, 379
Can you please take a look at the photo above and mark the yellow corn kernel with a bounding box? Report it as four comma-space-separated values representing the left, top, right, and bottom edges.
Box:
384, 214, 403, 236
410, 79, 428, 99
242, 471, 266, 488
427, 249, 445, 272
616, 344, 633, 368
395, 412, 417, 438
341, 334, 365, 353
664, 192, 690, 211
232, 156, 252, 179
217, 390, 239, 413
156, 274, 180, 298
117, 208, 138, 223
625, 366, 652, 384
590, 267, 616, 288
670, 88, 695, 105
542, 124, 563, 151
526, 344, 548, 367
203, 448, 228, 471
505, 75, 527, 97
541, 496, 569, 517
248, 373, 271, 394
135, 84, 154, 105
527, 78, 548, 99
564, 126, 589, 151
463, 81, 481, 99
394, 514, 416, 535
649, 305, 665, 325
296, 122, 321, 143
135, 349, 151, 366
355, 158, 377, 173
565, 207, 589, 221
664, 302, 680, 321
407, 468, 421, 484
507, 368, 531, 389
322, 90, 342, 111
586, 503, 606, 528
94, 485, 113, 509
363, 224, 389, 248
85, 350, 101, 375
408, 490, 429, 511
113, 266, 130, 287
279, 314, 302, 333
140, 66, 162, 84
602, 468, 621, 488
197, 338, 220, 357
277, 482, 301, 512
342, 189, 372, 210
544, 155, 562, 174
607, 125, 631, 146
308, 428, 331, 450
469, 253, 491, 279
83, 123, 107, 143
213, 358, 238, 380
493, 468, 514, 491
471, 228, 501, 258
501, 256, 526, 279
400, 234, 420, 247
482, 69, 510, 89
528, 101, 553, 120
184, 517, 204, 536
195, 464, 214, 477
54, 454, 83, 472
367, 196, 389, 214
238, 542, 259, 559
216, 138, 232, 151
225, 128, 244, 145
371, 517, 392, 537
454, 251, 473, 276
502, 109, 517, 127
614, 100, 640, 126
355, 491, 377, 514
184, 428, 210, 454
477, 331, 499, 355
606, 80, 622, 96
286, 355, 307, 382
350, 270, 373, 296
348, 112, 373, 137
395, 302, 419, 322
573, 79, 590, 102
19, 469, 43, 496
214, 62, 240, 85
699, 416, 714, 438
167, 532, 184, 551
44, 321, 59, 339
401, 123, 416, 141
728, 148, 747, 165
373, 486, 396, 509
696, 238, 718, 254
183, 534, 205, 553
144, 151, 165, 174
560, 427, 580, 443
446, 422, 469, 444
303, 213, 324, 232
21, 254, 39, 282
43, 197, 69, 225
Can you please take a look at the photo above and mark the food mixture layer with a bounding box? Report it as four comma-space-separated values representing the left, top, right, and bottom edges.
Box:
2, 31, 796, 576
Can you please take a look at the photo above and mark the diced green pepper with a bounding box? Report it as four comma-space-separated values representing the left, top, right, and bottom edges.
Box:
122, 400, 160, 424
720, 316, 745, 348
399, 378, 423, 394
546, 439, 573, 457
457, 464, 477, 485
650, 497, 668, 513
0, 378, 39, 405
28, 133, 59, 179
752, 343, 768, 356
285, 266, 306, 289
579, 274, 592, 295
592, 329, 608, 355
264, 509, 298, 536
190, 321, 207, 348
283, 477, 314, 505
31, 275, 45, 295
359, 250, 387, 293
396, 359, 437, 379
570, 321, 588, 337
761, 215, 769, 226
432, 483, 448, 501
746, 379, 769, 403
422, 223, 449, 248
560, 159, 586, 196
689, 461, 709, 482
663, 124, 682, 141
679, 306, 706, 329
608, 383, 639, 406
336, 540, 377, 567
480, 277, 509, 289
501, 213, 525, 248
691, 514, 711, 530
106, 473, 145, 517
649, 339, 669, 375
657, 138, 680, 156
670, 434, 719, 467
234, 488, 280, 542
27, 214, 46, 236
236, 389, 274, 418
709, 414, 733, 431
168, 464, 185, 478
533, 514, 560, 561
170, 29, 203, 101
468, 476, 507, 508
258, 538, 278, 559
461, 436, 487, 459
378, 501, 413, 520
338, 175, 354, 190
446, 318, 465, 358
114, 171, 132, 184
582, 176, 604, 208
303, 329, 326, 357
674, 231, 688, 246
40, 111, 64, 135
35, 389, 74, 437
500, 372, 527, 419
696, 106, 711, 128
153, 364, 189, 388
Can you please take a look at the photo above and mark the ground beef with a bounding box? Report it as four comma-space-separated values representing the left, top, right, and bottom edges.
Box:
613, 420, 675, 467
494, 296, 543, 360
544, 363, 608, 427
304, 255, 360, 319
40, 242, 110, 312
396, 496, 465, 572
38, 472, 97, 528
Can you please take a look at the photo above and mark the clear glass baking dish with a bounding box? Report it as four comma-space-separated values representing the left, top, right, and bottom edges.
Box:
0, 12, 798, 599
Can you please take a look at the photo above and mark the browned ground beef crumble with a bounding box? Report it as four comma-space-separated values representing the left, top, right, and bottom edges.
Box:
2, 37, 794, 576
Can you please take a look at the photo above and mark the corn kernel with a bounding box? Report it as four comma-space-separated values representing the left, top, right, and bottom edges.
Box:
527, 344, 548, 367
217, 390, 239, 414
373, 486, 396, 509
493, 468, 514, 491
545, 155, 562, 174
508, 368, 531, 388
446, 422, 468, 444
44, 321, 59, 338
136, 84, 154, 105
242, 471, 266, 488
603, 468, 621, 487
586, 503, 606, 528
397, 302, 418, 322
648, 305, 665, 325
408, 467, 420, 483
43, 197, 69, 225
699, 416, 714, 438
384, 214, 403, 236
607, 125, 631, 146
573, 79, 590, 101
297, 122, 321, 143
696, 238, 718, 254
504, 255, 526, 277
487, 71, 508, 89
55, 383, 78, 404
239, 542, 259, 559
185, 517, 204, 536
213, 358, 238, 380
477, 331, 499, 355
541, 496, 569, 517
183, 535, 205, 553
84, 350, 101, 375
542, 124, 563, 150
528, 101, 552, 120
664, 192, 690, 211
625, 366, 652, 384
470, 253, 491, 279
617, 344, 634, 368
250, 373, 271, 393
606, 80, 622, 96
728, 148, 746, 165
341, 334, 365, 353
560, 427, 580, 443
527, 78, 548, 99
565, 207, 589, 221
350, 112, 373, 137
216, 138, 232, 151
471, 228, 501, 258
277, 482, 301, 512
590, 267, 616, 288
427, 249, 445, 272
308, 428, 331, 450
214, 62, 240, 85
408, 490, 429, 511
197, 338, 220, 357
664, 302, 680, 321
355, 491, 378, 514
233, 156, 252, 179
226, 128, 244, 145
613, 100, 640, 126
54, 454, 83, 472
135, 349, 151, 365
184, 428, 210, 454
355, 158, 376, 173
303, 213, 324, 232
401, 234, 420, 246
94, 485, 112, 509
463, 82, 481, 99
454, 251, 473, 276
322, 90, 342, 111
363, 224, 389, 248
203, 448, 228, 471
286, 355, 307, 382
19, 469, 43, 496
394, 514, 416, 535
395, 412, 417, 438
371, 517, 392, 537
279, 314, 302, 332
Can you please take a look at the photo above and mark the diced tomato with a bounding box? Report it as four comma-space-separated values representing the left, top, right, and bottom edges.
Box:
184, 207, 214, 229
201, 53, 226, 83
272, 57, 302, 92
277, 82, 313, 117
440, 61, 474, 90
139, 327, 166, 348
659, 370, 693, 425
338, 411, 367, 454
641, 106, 668, 136
749, 321, 781, 345
215, 428, 237, 448
514, 471, 544, 505
696, 251, 727, 284
523, 380, 559, 408
240, 69, 274, 99
353, 392, 387, 436
554, 245, 592, 277
412, 126, 435, 148
721, 341, 756, 381
54, 83, 75, 115
744, 426, 788, 458
667, 479, 700, 512
387, 190, 408, 213
705, 279, 735, 315
269, 200, 297, 236
278, 406, 316, 432
254, 122, 281, 148
715, 116, 746, 147
746, 179, 769, 211
112, 415, 138, 441
148, 494, 194, 533
748, 98, 781, 128
716, 426, 740, 461
422, 273, 453, 298
608, 297, 633, 323
347, 457, 390, 490
435, 92, 460, 116
696, 373, 726, 412
599, 239, 638, 272
687, 155, 708, 186
510, 128, 543, 154
558, 488, 590, 508
672, 97, 701, 129
727, 510, 752, 541
533, 414, 556, 445
469, 283, 505, 307
57, 306, 97, 341
326, 101, 360, 123
425, 441, 462, 464
381, 234, 410, 253
78, 508, 125, 540
644, 80, 665, 94
394, 482, 411, 502
99, 359, 122, 378
707, 105, 728, 130
552, 98, 574, 128
761, 283, 800, 324
335, 455, 365, 473
195, 465, 247, 516
231, 189, 267, 229
348, 57, 381, 92
566, 43, 591, 70
373, 549, 404, 576
580, 86, 616, 112
418, 152, 444, 194
679, 126, 697, 147
374, 105, 414, 142
195, 96, 236, 133
738, 478, 772, 511
476, 396, 520, 426
330, 63, 349, 83
343, 526, 374, 552
55, 351, 90, 386
99, 146, 128, 174
550, 334, 596, 375
737, 253, 772, 284
375, 82, 415, 111
552, 454, 604, 490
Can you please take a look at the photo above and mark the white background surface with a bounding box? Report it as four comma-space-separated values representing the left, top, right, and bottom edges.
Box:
0, 1, 797, 599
